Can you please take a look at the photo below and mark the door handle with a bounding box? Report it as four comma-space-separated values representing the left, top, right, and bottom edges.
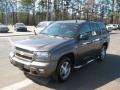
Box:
82, 42, 92, 45
92, 38, 100, 42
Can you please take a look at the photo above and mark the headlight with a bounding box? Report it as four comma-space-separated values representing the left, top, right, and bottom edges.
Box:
34, 51, 49, 61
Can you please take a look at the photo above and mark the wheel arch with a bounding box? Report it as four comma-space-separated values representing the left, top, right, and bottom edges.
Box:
58, 52, 75, 66
103, 42, 109, 49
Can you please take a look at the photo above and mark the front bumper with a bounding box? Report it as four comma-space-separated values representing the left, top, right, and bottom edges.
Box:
9, 56, 57, 77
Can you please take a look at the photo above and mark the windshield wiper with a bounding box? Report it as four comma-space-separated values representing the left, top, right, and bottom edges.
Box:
54, 35, 60, 37
52, 35, 68, 39
40, 33, 70, 39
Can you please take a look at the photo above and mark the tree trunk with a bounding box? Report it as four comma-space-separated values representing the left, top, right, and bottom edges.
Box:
12, 12, 15, 25
33, 1, 36, 25
111, 0, 115, 24
46, 0, 49, 21
39, 5, 41, 21
27, 12, 29, 25
2, 11, 4, 23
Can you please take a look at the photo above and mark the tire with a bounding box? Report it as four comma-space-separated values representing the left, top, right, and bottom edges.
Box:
98, 46, 107, 61
53, 57, 72, 82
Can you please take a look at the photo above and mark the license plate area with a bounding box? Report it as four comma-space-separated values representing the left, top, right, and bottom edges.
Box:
15, 61, 24, 69
15, 61, 30, 72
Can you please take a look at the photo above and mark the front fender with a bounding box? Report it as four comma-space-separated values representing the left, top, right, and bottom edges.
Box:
50, 40, 77, 62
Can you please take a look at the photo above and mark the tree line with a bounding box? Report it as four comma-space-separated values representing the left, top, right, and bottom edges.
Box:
0, 0, 120, 25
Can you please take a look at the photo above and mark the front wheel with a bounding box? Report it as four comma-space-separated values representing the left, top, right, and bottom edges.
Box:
98, 46, 107, 61
53, 57, 72, 82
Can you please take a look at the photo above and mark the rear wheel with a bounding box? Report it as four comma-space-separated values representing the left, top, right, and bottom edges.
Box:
53, 57, 72, 82
98, 46, 107, 61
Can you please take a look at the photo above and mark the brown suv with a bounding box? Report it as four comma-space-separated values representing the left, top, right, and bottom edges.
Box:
9, 20, 110, 82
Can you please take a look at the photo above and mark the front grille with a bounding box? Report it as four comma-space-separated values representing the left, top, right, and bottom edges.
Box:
16, 47, 33, 54
15, 47, 33, 61
16, 53, 32, 60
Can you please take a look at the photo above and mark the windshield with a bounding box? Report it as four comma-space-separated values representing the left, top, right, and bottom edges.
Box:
40, 23, 79, 38
16, 23, 25, 27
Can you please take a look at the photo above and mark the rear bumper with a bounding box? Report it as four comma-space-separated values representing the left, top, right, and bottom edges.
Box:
10, 56, 57, 77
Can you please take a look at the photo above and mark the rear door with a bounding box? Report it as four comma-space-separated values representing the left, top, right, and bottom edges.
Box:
90, 22, 103, 55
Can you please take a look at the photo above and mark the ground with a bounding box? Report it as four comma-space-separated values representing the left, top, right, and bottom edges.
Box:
0, 30, 120, 90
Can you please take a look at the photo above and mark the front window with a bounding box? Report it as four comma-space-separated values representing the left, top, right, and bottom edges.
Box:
16, 23, 25, 27
40, 23, 79, 38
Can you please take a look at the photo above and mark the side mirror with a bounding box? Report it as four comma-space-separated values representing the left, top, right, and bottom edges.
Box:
79, 34, 89, 40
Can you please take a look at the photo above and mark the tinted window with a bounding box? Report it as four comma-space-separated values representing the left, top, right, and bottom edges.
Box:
80, 22, 91, 39
81, 32, 91, 40
80, 22, 91, 34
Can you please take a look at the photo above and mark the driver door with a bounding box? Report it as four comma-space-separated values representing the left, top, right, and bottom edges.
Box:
76, 22, 93, 65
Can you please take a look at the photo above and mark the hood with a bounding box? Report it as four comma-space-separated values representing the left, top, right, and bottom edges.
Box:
15, 35, 71, 51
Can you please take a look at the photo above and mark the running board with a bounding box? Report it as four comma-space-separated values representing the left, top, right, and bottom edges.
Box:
74, 59, 95, 69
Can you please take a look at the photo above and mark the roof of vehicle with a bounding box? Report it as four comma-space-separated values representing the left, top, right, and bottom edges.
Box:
54, 20, 86, 24
15, 23, 25, 25
53, 20, 104, 24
